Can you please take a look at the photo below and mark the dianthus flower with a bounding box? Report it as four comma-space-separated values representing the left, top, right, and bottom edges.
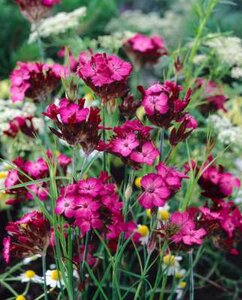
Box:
77, 52, 132, 103
124, 33, 167, 67
196, 78, 228, 113
97, 119, 159, 168
140, 81, 192, 128
3, 116, 38, 138
3, 211, 50, 263
55, 172, 137, 242
4, 152, 71, 205
185, 156, 241, 200
15, 0, 61, 23
10, 62, 67, 102
44, 98, 101, 154
139, 163, 187, 209
118, 92, 141, 119
167, 211, 206, 247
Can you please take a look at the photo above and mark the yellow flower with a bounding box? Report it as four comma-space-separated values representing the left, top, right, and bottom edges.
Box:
25, 270, 36, 279
51, 270, 61, 281
158, 209, 170, 221
16, 295, 26, 300
178, 281, 187, 289
0, 171, 8, 180
137, 225, 149, 237
146, 209, 152, 218
163, 254, 176, 266
134, 177, 142, 188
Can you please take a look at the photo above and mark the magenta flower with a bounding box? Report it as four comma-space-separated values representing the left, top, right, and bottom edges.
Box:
3, 116, 38, 138
3, 211, 50, 263
10, 62, 66, 102
44, 98, 101, 153
78, 178, 102, 197
77, 52, 132, 103
27, 183, 49, 201
55, 195, 76, 218
139, 174, 170, 209
130, 142, 159, 166
124, 33, 167, 67
170, 212, 206, 246
196, 78, 228, 113
24, 158, 48, 179
140, 81, 192, 128
98, 119, 159, 168
15, 0, 60, 23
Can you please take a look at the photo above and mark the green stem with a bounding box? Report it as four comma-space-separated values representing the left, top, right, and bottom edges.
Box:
42, 254, 48, 300
189, 251, 194, 300
35, 22, 45, 62
159, 128, 165, 162
102, 105, 107, 171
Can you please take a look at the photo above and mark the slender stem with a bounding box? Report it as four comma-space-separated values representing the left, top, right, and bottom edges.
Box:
102, 105, 107, 171
189, 251, 194, 300
35, 22, 45, 62
42, 254, 48, 300
0, 280, 18, 296
159, 128, 165, 162
72, 146, 78, 182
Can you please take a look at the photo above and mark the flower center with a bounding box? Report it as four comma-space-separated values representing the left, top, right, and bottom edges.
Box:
16, 296, 26, 300
51, 270, 61, 281
163, 254, 176, 266
137, 225, 149, 237
25, 270, 36, 279
159, 210, 170, 221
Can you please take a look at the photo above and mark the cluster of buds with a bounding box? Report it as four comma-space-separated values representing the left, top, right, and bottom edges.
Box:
10, 62, 67, 102
77, 52, 132, 103
97, 119, 159, 169
139, 163, 187, 209
118, 92, 141, 119
4, 152, 71, 205
123, 33, 167, 67
15, 0, 61, 23
44, 98, 101, 154
3, 211, 50, 263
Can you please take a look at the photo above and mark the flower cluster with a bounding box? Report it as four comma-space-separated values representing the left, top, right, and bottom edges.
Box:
55, 172, 137, 243
98, 119, 159, 168
77, 52, 132, 103
196, 78, 228, 112
118, 92, 141, 119
4, 152, 71, 205
124, 33, 167, 67
44, 98, 101, 154
185, 156, 241, 200
15, 0, 61, 23
3, 211, 50, 263
10, 62, 67, 102
139, 163, 187, 208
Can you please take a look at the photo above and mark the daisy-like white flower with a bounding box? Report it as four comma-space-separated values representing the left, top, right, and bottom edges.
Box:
175, 268, 186, 280
146, 203, 170, 222
176, 281, 187, 300
162, 254, 182, 276
45, 269, 64, 289
137, 224, 150, 245
19, 270, 42, 283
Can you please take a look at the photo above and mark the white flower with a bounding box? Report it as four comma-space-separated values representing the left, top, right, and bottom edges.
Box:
162, 254, 182, 276
176, 281, 187, 300
45, 270, 65, 289
19, 270, 42, 283
137, 225, 150, 245
231, 67, 242, 79
146, 203, 170, 222
22, 254, 41, 265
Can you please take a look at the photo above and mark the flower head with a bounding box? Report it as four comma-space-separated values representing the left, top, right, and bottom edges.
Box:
140, 81, 192, 128
77, 52, 132, 103
19, 270, 42, 283
15, 0, 60, 23
45, 269, 64, 288
10, 62, 66, 102
124, 33, 167, 67
3, 116, 38, 138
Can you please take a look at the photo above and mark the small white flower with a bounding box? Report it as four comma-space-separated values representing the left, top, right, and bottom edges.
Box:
45, 270, 65, 289
176, 281, 187, 300
137, 225, 150, 245
162, 254, 182, 276
19, 270, 43, 283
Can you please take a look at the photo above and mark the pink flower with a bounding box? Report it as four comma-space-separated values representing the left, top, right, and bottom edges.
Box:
15, 0, 60, 23
139, 174, 170, 208
78, 178, 102, 197
140, 81, 192, 128
4, 170, 20, 189
3, 116, 37, 138
170, 212, 206, 246
27, 183, 49, 201
98, 119, 159, 168
55, 195, 76, 218
44, 98, 101, 153
24, 158, 48, 179
10, 62, 66, 102
3, 211, 50, 263
77, 52, 132, 103
130, 142, 159, 165
124, 33, 167, 67
196, 78, 228, 113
